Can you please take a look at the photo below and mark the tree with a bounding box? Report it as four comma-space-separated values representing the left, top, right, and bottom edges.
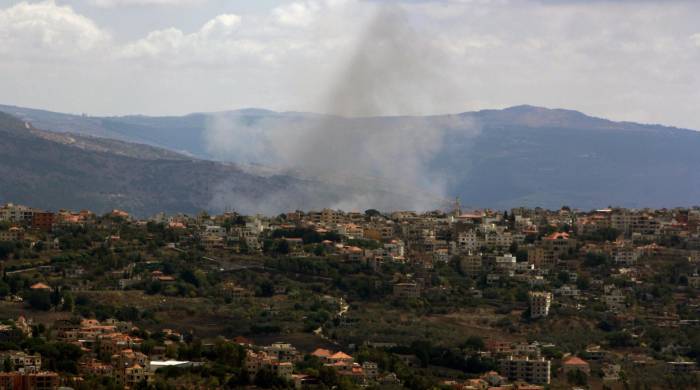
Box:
62, 292, 75, 312
275, 240, 290, 255
3, 357, 13, 372
34, 241, 45, 252
567, 369, 588, 386
0, 281, 10, 298
253, 367, 289, 388
584, 252, 608, 267
462, 336, 485, 351
0, 242, 16, 260
25, 290, 52, 311
238, 239, 249, 254
50, 287, 62, 307
364, 209, 381, 218
607, 331, 637, 348
319, 366, 339, 387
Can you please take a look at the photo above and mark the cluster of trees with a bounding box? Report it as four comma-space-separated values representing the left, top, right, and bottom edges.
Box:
581, 227, 621, 242
0, 328, 82, 374
23, 287, 75, 312
0, 241, 37, 261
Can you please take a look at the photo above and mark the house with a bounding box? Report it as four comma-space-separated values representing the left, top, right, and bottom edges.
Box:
233, 336, 253, 347
311, 348, 333, 362
666, 361, 697, 374
79, 358, 114, 377
362, 361, 378, 379
0, 351, 41, 370
264, 342, 300, 362
328, 351, 354, 367
486, 339, 513, 355
29, 283, 51, 291
112, 349, 152, 387
583, 345, 607, 361
562, 356, 590, 375
0, 227, 25, 242
603, 287, 627, 312
602, 364, 622, 382
554, 285, 579, 298
513, 342, 543, 358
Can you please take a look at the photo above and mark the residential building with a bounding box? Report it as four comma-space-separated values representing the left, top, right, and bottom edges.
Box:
0, 351, 41, 370
528, 292, 552, 318
562, 356, 590, 375
0, 371, 60, 390
393, 282, 421, 299
459, 253, 483, 276
500, 356, 551, 385
31, 212, 54, 232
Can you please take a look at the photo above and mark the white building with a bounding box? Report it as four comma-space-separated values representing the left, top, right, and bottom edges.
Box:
0, 203, 36, 223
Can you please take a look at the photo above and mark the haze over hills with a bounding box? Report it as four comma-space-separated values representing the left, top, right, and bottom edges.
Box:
1, 104, 700, 213
0, 111, 438, 216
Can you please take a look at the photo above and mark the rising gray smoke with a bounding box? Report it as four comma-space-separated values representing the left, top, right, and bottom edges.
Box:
206, 4, 476, 215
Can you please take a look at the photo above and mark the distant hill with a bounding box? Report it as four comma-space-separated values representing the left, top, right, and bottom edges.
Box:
2, 104, 700, 210
0, 111, 435, 215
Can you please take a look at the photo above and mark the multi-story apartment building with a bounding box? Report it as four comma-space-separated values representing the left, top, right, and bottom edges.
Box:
528, 232, 576, 269
611, 211, 659, 237
528, 291, 552, 318
485, 231, 514, 249
31, 212, 55, 232
495, 253, 517, 273
0, 203, 37, 223
459, 253, 483, 276
499, 356, 551, 385
613, 244, 640, 266
457, 230, 482, 253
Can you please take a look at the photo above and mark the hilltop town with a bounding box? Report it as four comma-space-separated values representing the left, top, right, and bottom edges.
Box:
1, 201, 700, 389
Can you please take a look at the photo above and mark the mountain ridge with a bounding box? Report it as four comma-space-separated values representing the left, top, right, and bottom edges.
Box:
2, 104, 700, 212
0, 111, 439, 215
2, 103, 696, 133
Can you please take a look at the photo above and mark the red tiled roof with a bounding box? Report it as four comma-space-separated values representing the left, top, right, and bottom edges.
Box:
545, 232, 570, 240
563, 356, 589, 366
311, 348, 333, 358
330, 351, 352, 360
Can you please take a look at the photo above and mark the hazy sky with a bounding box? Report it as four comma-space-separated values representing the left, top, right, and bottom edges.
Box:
0, 0, 699, 129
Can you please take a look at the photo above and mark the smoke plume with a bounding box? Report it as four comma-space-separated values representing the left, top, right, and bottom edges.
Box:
206, 4, 475, 215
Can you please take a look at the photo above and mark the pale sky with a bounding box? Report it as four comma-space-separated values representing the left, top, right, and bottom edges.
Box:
0, 0, 699, 130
